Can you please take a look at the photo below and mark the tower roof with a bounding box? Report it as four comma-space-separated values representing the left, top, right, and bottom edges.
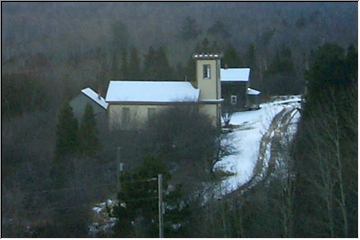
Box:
192, 53, 222, 60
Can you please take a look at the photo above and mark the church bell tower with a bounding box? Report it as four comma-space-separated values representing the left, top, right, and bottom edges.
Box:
193, 53, 223, 127
193, 53, 222, 101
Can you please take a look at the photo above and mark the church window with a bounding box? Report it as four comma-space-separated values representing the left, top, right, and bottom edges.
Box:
231, 95, 237, 105
203, 64, 211, 79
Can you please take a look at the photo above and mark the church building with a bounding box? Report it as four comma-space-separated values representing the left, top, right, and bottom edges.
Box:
105, 53, 223, 130
72, 53, 261, 130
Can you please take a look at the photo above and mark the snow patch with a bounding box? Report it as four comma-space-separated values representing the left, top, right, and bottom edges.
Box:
215, 96, 302, 194
89, 199, 118, 237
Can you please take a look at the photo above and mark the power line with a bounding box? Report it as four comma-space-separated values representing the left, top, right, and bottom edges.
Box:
19, 196, 159, 215
21, 177, 157, 196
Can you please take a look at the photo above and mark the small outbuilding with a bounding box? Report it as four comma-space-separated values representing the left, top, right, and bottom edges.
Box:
246, 87, 261, 110
220, 68, 249, 110
220, 67, 261, 111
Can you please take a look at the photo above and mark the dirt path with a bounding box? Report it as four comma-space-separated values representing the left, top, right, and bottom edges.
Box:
225, 106, 298, 198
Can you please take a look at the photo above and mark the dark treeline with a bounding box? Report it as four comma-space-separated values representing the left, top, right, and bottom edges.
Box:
2, 2, 357, 237
292, 44, 357, 237
2, 3, 357, 118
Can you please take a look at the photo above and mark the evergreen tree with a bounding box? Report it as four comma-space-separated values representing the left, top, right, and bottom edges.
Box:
207, 20, 231, 38
223, 44, 242, 67
180, 16, 201, 40
345, 44, 357, 85
112, 156, 189, 237
111, 21, 129, 79
111, 21, 129, 52
245, 43, 257, 69
175, 62, 185, 80
197, 38, 210, 52
55, 102, 79, 159
79, 104, 100, 157
184, 57, 196, 82
266, 47, 295, 74
143, 46, 174, 80
52, 101, 79, 189
304, 43, 347, 107
293, 43, 357, 237
155, 46, 174, 80
210, 40, 222, 53
128, 47, 141, 79
120, 48, 129, 79
143, 46, 157, 79
264, 46, 297, 94
111, 53, 120, 79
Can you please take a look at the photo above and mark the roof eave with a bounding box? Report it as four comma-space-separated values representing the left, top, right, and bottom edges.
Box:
106, 100, 200, 105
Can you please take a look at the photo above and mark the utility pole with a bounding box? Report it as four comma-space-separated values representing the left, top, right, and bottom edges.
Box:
158, 174, 164, 238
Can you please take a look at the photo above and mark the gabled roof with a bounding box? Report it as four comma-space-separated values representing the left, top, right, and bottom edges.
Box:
81, 88, 108, 109
221, 68, 250, 82
105, 81, 200, 103
247, 87, 261, 96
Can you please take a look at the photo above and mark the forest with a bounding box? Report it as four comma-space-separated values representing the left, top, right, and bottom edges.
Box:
1, 2, 358, 237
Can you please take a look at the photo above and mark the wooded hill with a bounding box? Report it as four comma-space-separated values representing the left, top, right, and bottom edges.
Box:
2, 3, 357, 117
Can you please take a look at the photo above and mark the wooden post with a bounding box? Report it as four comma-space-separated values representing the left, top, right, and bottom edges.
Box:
158, 174, 164, 238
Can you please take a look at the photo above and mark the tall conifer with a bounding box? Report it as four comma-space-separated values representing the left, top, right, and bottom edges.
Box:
79, 104, 100, 157
55, 102, 79, 159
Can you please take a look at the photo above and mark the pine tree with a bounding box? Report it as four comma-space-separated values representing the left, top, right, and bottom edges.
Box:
55, 102, 79, 159
245, 44, 257, 69
293, 43, 357, 237
143, 46, 157, 79
112, 156, 188, 237
155, 46, 174, 80
143, 46, 174, 80
111, 53, 120, 79
210, 40, 222, 53
207, 20, 231, 38
180, 16, 201, 40
111, 21, 129, 52
184, 57, 196, 82
120, 48, 129, 79
52, 101, 79, 189
79, 104, 100, 157
128, 47, 141, 79
264, 46, 297, 94
198, 38, 210, 52
304, 43, 347, 106
345, 44, 357, 85
223, 44, 242, 67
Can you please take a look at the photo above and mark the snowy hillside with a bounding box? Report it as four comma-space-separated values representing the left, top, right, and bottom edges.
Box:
215, 95, 302, 194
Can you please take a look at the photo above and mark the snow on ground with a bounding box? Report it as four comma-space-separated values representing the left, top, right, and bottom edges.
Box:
286, 109, 301, 139
215, 95, 301, 194
89, 199, 118, 237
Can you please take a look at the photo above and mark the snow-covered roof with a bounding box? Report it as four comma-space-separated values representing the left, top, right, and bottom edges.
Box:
105, 81, 200, 103
221, 68, 250, 82
81, 88, 108, 109
247, 87, 261, 95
